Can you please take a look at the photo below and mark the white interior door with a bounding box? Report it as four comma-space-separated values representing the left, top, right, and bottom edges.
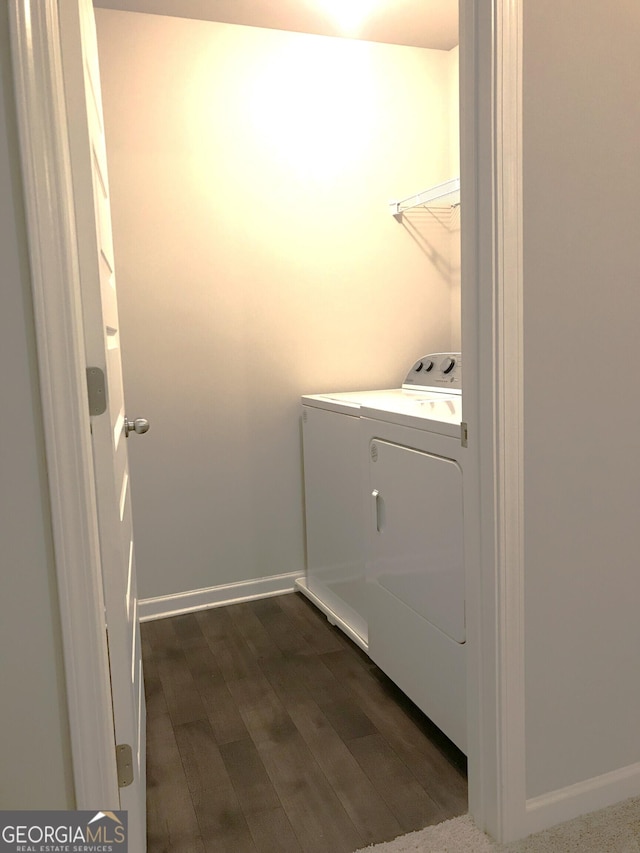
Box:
57, 1, 146, 847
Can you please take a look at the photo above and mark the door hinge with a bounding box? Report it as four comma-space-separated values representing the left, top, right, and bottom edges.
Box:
115, 743, 134, 788
86, 367, 107, 416
461, 421, 468, 448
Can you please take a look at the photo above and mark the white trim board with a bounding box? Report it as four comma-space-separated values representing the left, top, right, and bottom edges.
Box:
459, 0, 526, 843
492, 0, 527, 842
524, 763, 640, 838
139, 572, 304, 622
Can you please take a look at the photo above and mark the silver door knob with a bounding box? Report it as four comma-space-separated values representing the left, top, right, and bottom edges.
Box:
124, 417, 150, 437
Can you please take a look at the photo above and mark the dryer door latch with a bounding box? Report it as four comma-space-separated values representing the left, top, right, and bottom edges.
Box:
461, 421, 468, 448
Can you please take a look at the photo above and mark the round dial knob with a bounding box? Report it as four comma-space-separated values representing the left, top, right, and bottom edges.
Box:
441, 357, 456, 374
414, 361, 424, 372
423, 359, 434, 372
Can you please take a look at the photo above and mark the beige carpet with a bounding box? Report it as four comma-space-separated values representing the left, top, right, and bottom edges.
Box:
354, 796, 640, 852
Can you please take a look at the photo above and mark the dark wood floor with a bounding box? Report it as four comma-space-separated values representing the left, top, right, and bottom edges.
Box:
142, 592, 467, 853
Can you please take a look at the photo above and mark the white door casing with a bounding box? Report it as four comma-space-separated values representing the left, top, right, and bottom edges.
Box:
459, 0, 525, 842
57, 0, 146, 845
9, 0, 146, 848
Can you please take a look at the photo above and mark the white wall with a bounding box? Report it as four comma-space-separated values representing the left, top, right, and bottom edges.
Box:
95, 10, 459, 600
448, 45, 461, 350
0, 7, 74, 808
523, 0, 640, 798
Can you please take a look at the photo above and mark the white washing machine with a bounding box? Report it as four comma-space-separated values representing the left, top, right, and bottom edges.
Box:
360, 355, 466, 752
298, 354, 462, 654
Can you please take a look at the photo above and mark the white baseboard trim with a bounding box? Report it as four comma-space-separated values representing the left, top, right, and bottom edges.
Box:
523, 761, 640, 837
138, 571, 304, 622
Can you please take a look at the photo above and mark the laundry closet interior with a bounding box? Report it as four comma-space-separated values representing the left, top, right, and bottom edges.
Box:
93, 0, 465, 834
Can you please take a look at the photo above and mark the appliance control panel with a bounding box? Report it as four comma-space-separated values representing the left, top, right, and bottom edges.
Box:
402, 352, 462, 391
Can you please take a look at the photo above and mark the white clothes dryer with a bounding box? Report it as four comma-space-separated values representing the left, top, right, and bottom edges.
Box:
360, 355, 466, 752
299, 354, 462, 653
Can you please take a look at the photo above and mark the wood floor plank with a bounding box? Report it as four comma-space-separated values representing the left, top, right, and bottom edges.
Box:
192, 787, 257, 853
170, 613, 209, 647
316, 695, 378, 741
146, 719, 189, 793
158, 667, 208, 727
251, 597, 316, 656
146, 706, 175, 747
348, 733, 447, 832
219, 738, 281, 814
182, 644, 225, 691
320, 648, 468, 813
239, 689, 333, 801
227, 601, 285, 660
147, 775, 201, 850
148, 836, 206, 853
365, 678, 468, 813
259, 651, 349, 708
195, 605, 236, 643
281, 780, 364, 853
142, 616, 178, 656
275, 593, 345, 655
147, 730, 200, 850
153, 641, 192, 679
208, 633, 262, 683
201, 827, 257, 853
319, 647, 386, 698
321, 646, 466, 770
174, 719, 229, 794
251, 736, 319, 802
141, 629, 158, 675
153, 633, 199, 682
248, 597, 287, 620
147, 835, 205, 853
144, 669, 168, 720
143, 593, 468, 853
244, 806, 302, 853
287, 697, 404, 845
239, 690, 298, 751
242, 716, 364, 852
225, 671, 280, 715
238, 683, 366, 851
200, 682, 250, 746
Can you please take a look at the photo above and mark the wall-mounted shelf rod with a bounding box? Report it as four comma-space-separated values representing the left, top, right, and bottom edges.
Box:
389, 177, 460, 218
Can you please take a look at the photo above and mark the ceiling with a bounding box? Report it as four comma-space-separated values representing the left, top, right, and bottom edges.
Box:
92, 0, 459, 51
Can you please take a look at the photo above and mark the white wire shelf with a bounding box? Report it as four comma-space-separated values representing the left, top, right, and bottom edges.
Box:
389, 177, 460, 218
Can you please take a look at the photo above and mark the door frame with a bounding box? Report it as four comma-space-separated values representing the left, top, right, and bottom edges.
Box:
460, 0, 526, 841
9, 0, 526, 841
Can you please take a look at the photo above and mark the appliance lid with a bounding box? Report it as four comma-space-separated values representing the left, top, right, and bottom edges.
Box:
361, 394, 462, 436
301, 387, 455, 416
